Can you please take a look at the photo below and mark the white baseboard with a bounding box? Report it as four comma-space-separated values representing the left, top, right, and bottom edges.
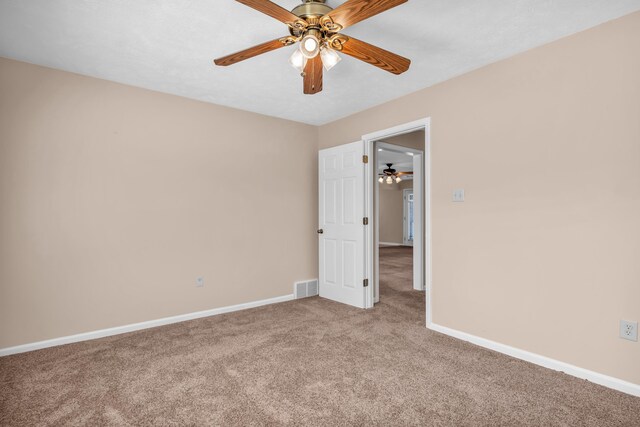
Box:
429, 323, 640, 397
0, 294, 295, 357
379, 242, 404, 247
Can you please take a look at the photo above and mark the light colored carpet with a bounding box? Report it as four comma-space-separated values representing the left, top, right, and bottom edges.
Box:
1, 246, 639, 425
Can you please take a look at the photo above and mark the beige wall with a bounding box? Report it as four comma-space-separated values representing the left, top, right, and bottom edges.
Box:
319, 12, 640, 384
379, 180, 414, 244
0, 57, 318, 348
379, 182, 404, 244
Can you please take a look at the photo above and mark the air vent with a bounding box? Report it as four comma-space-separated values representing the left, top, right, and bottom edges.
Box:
294, 279, 319, 299
295, 281, 307, 299
307, 279, 318, 297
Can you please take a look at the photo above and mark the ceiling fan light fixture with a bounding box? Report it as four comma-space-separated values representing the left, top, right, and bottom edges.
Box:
300, 31, 321, 59
386, 176, 393, 185
320, 46, 341, 71
378, 177, 384, 183
289, 48, 307, 72
395, 176, 402, 183
213, 0, 412, 95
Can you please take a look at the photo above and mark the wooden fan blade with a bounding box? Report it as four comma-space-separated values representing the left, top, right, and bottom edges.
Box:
303, 56, 323, 95
324, 0, 407, 30
235, 0, 300, 24
214, 38, 285, 66
341, 35, 410, 75
396, 171, 413, 176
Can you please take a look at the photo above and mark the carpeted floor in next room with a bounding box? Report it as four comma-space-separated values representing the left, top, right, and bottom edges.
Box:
1, 246, 639, 425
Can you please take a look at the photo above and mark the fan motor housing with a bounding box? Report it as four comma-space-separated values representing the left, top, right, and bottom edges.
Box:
292, 0, 332, 19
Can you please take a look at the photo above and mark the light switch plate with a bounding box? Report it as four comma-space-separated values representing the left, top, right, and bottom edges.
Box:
453, 189, 465, 202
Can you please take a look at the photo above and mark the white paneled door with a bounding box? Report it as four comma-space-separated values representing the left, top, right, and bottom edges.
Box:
318, 141, 366, 308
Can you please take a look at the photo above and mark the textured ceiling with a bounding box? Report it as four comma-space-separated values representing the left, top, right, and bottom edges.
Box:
1, 0, 639, 125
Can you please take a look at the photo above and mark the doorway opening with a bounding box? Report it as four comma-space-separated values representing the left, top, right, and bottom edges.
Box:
363, 118, 431, 324
374, 136, 424, 306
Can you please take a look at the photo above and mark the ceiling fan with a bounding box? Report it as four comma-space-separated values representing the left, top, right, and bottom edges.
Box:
214, 0, 411, 95
379, 163, 412, 184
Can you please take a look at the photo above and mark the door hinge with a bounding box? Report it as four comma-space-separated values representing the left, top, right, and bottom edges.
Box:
363, 217, 369, 225
362, 155, 369, 164
363, 279, 369, 287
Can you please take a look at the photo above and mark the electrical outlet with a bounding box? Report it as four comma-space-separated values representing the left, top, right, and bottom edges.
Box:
620, 320, 638, 341
196, 277, 204, 288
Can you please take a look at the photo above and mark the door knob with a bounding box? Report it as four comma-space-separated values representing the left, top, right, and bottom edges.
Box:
317, 229, 324, 234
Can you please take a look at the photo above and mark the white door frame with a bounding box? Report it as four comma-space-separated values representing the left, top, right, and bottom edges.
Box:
412, 153, 424, 292
363, 118, 432, 326
402, 189, 414, 247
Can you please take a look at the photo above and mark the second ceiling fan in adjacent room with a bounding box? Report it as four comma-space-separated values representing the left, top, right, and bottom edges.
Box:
379, 163, 412, 184
214, 0, 411, 94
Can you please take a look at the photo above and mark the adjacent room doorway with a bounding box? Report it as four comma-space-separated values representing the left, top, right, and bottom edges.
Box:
374, 137, 425, 303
